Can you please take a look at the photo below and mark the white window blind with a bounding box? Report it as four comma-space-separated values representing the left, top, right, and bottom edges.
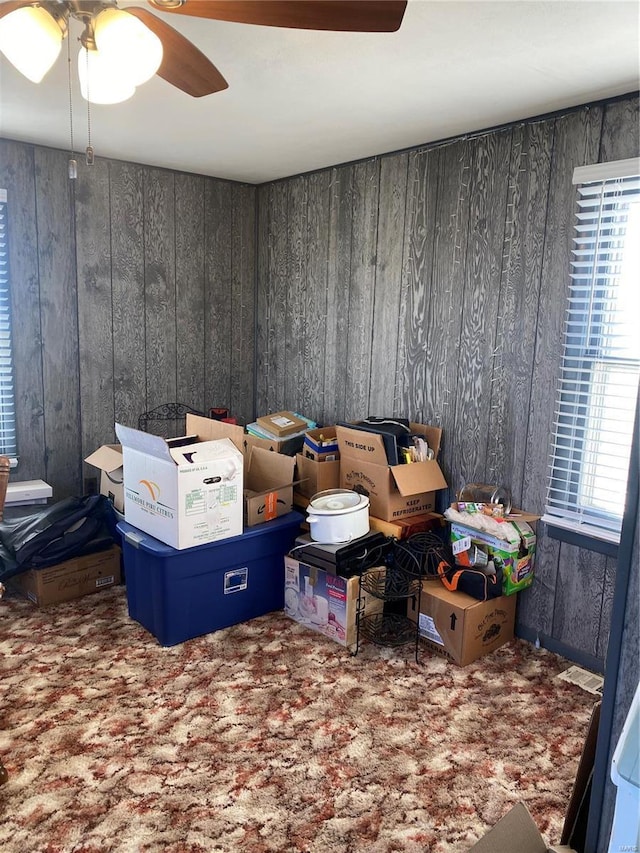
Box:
0, 189, 17, 460
543, 159, 640, 543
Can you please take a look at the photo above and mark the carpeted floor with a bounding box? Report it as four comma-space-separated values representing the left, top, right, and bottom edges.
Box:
0, 584, 595, 853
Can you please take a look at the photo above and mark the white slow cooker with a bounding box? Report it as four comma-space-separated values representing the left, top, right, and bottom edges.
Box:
306, 489, 370, 544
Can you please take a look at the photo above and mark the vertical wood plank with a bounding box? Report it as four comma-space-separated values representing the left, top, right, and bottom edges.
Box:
370, 152, 408, 418
552, 542, 607, 657
485, 121, 553, 506
204, 179, 232, 415
599, 97, 640, 162
423, 139, 472, 480
396, 148, 438, 422
345, 159, 379, 421
75, 158, 114, 475
175, 172, 205, 413
0, 140, 45, 481
303, 171, 331, 422
516, 532, 561, 638
110, 161, 145, 431
268, 181, 289, 415
449, 129, 512, 497
34, 146, 81, 497
255, 184, 271, 418
324, 165, 353, 425
285, 175, 307, 412
143, 169, 177, 436
523, 106, 603, 515
230, 183, 256, 425
597, 554, 618, 664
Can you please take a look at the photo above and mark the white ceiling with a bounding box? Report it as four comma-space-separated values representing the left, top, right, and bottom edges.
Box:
1, 0, 639, 184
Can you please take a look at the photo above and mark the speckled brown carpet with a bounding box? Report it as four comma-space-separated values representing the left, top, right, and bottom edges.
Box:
0, 584, 595, 853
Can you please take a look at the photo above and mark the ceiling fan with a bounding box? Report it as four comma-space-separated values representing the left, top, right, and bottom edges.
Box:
0, 1, 408, 103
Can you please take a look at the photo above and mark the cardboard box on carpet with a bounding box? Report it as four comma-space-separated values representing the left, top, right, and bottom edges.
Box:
450, 518, 536, 595
13, 545, 122, 607
407, 583, 516, 666
244, 447, 296, 526
85, 444, 124, 512
336, 423, 447, 522
116, 422, 243, 550
469, 801, 576, 852
284, 555, 383, 651
295, 454, 340, 500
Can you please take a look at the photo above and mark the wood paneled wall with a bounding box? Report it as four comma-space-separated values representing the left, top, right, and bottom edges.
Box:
0, 141, 256, 494
256, 94, 640, 668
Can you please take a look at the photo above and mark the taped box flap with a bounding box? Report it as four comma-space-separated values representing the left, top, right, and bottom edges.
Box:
390, 458, 447, 496
115, 423, 174, 464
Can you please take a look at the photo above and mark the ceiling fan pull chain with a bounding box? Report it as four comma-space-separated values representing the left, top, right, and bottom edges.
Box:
67, 27, 77, 181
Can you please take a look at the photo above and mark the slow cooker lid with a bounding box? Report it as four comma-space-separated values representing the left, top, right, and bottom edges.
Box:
309, 489, 363, 512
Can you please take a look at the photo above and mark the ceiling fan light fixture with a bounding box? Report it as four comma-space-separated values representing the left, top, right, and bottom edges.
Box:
78, 44, 136, 105
94, 8, 163, 87
0, 4, 63, 84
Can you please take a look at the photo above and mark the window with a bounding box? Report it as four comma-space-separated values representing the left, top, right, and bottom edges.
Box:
0, 189, 17, 461
544, 158, 640, 544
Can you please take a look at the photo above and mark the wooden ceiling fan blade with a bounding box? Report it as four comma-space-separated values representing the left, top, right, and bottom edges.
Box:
147, 1, 408, 32
126, 7, 228, 97
0, 1, 34, 21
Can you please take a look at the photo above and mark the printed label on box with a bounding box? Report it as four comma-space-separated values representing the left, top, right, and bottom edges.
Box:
418, 613, 445, 646
452, 536, 471, 555
96, 576, 115, 588
224, 567, 248, 594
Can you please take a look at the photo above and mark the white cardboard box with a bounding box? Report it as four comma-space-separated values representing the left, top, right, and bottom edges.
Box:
115, 423, 243, 550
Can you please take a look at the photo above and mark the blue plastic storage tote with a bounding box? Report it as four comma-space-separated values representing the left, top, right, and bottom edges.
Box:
118, 512, 303, 646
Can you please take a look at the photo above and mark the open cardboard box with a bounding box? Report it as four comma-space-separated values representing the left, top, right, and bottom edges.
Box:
244, 446, 297, 526
186, 413, 303, 460
336, 422, 447, 522
295, 453, 340, 500
85, 444, 124, 512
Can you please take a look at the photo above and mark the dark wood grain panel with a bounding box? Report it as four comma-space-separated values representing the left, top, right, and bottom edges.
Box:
516, 527, 561, 637
523, 106, 603, 515
396, 148, 437, 421
229, 183, 256, 425
345, 159, 379, 421
599, 96, 640, 162
0, 140, 45, 480
285, 175, 307, 413
268, 181, 289, 415
369, 152, 408, 418
324, 165, 353, 425
75, 158, 114, 468
143, 168, 177, 436
34, 146, 81, 497
597, 554, 618, 664
110, 160, 146, 431
485, 122, 553, 507
255, 184, 271, 418
424, 139, 473, 480
303, 171, 331, 422
553, 541, 607, 657
175, 172, 205, 413
450, 130, 512, 497
204, 179, 232, 417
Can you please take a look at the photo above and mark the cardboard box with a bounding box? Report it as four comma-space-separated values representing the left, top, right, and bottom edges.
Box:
186, 413, 303, 460
115, 423, 244, 550
368, 511, 445, 540
295, 453, 340, 500
256, 410, 308, 438
336, 423, 448, 522
450, 519, 536, 595
13, 545, 122, 607
284, 555, 383, 651
407, 582, 516, 666
303, 427, 339, 462
469, 801, 576, 852
85, 444, 124, 512
244, 446, 296, 526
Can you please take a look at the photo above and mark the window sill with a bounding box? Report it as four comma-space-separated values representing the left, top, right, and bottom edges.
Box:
541, 515, 619, 558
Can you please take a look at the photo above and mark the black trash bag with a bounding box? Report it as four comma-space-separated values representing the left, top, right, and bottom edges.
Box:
0, 494, 115, 581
